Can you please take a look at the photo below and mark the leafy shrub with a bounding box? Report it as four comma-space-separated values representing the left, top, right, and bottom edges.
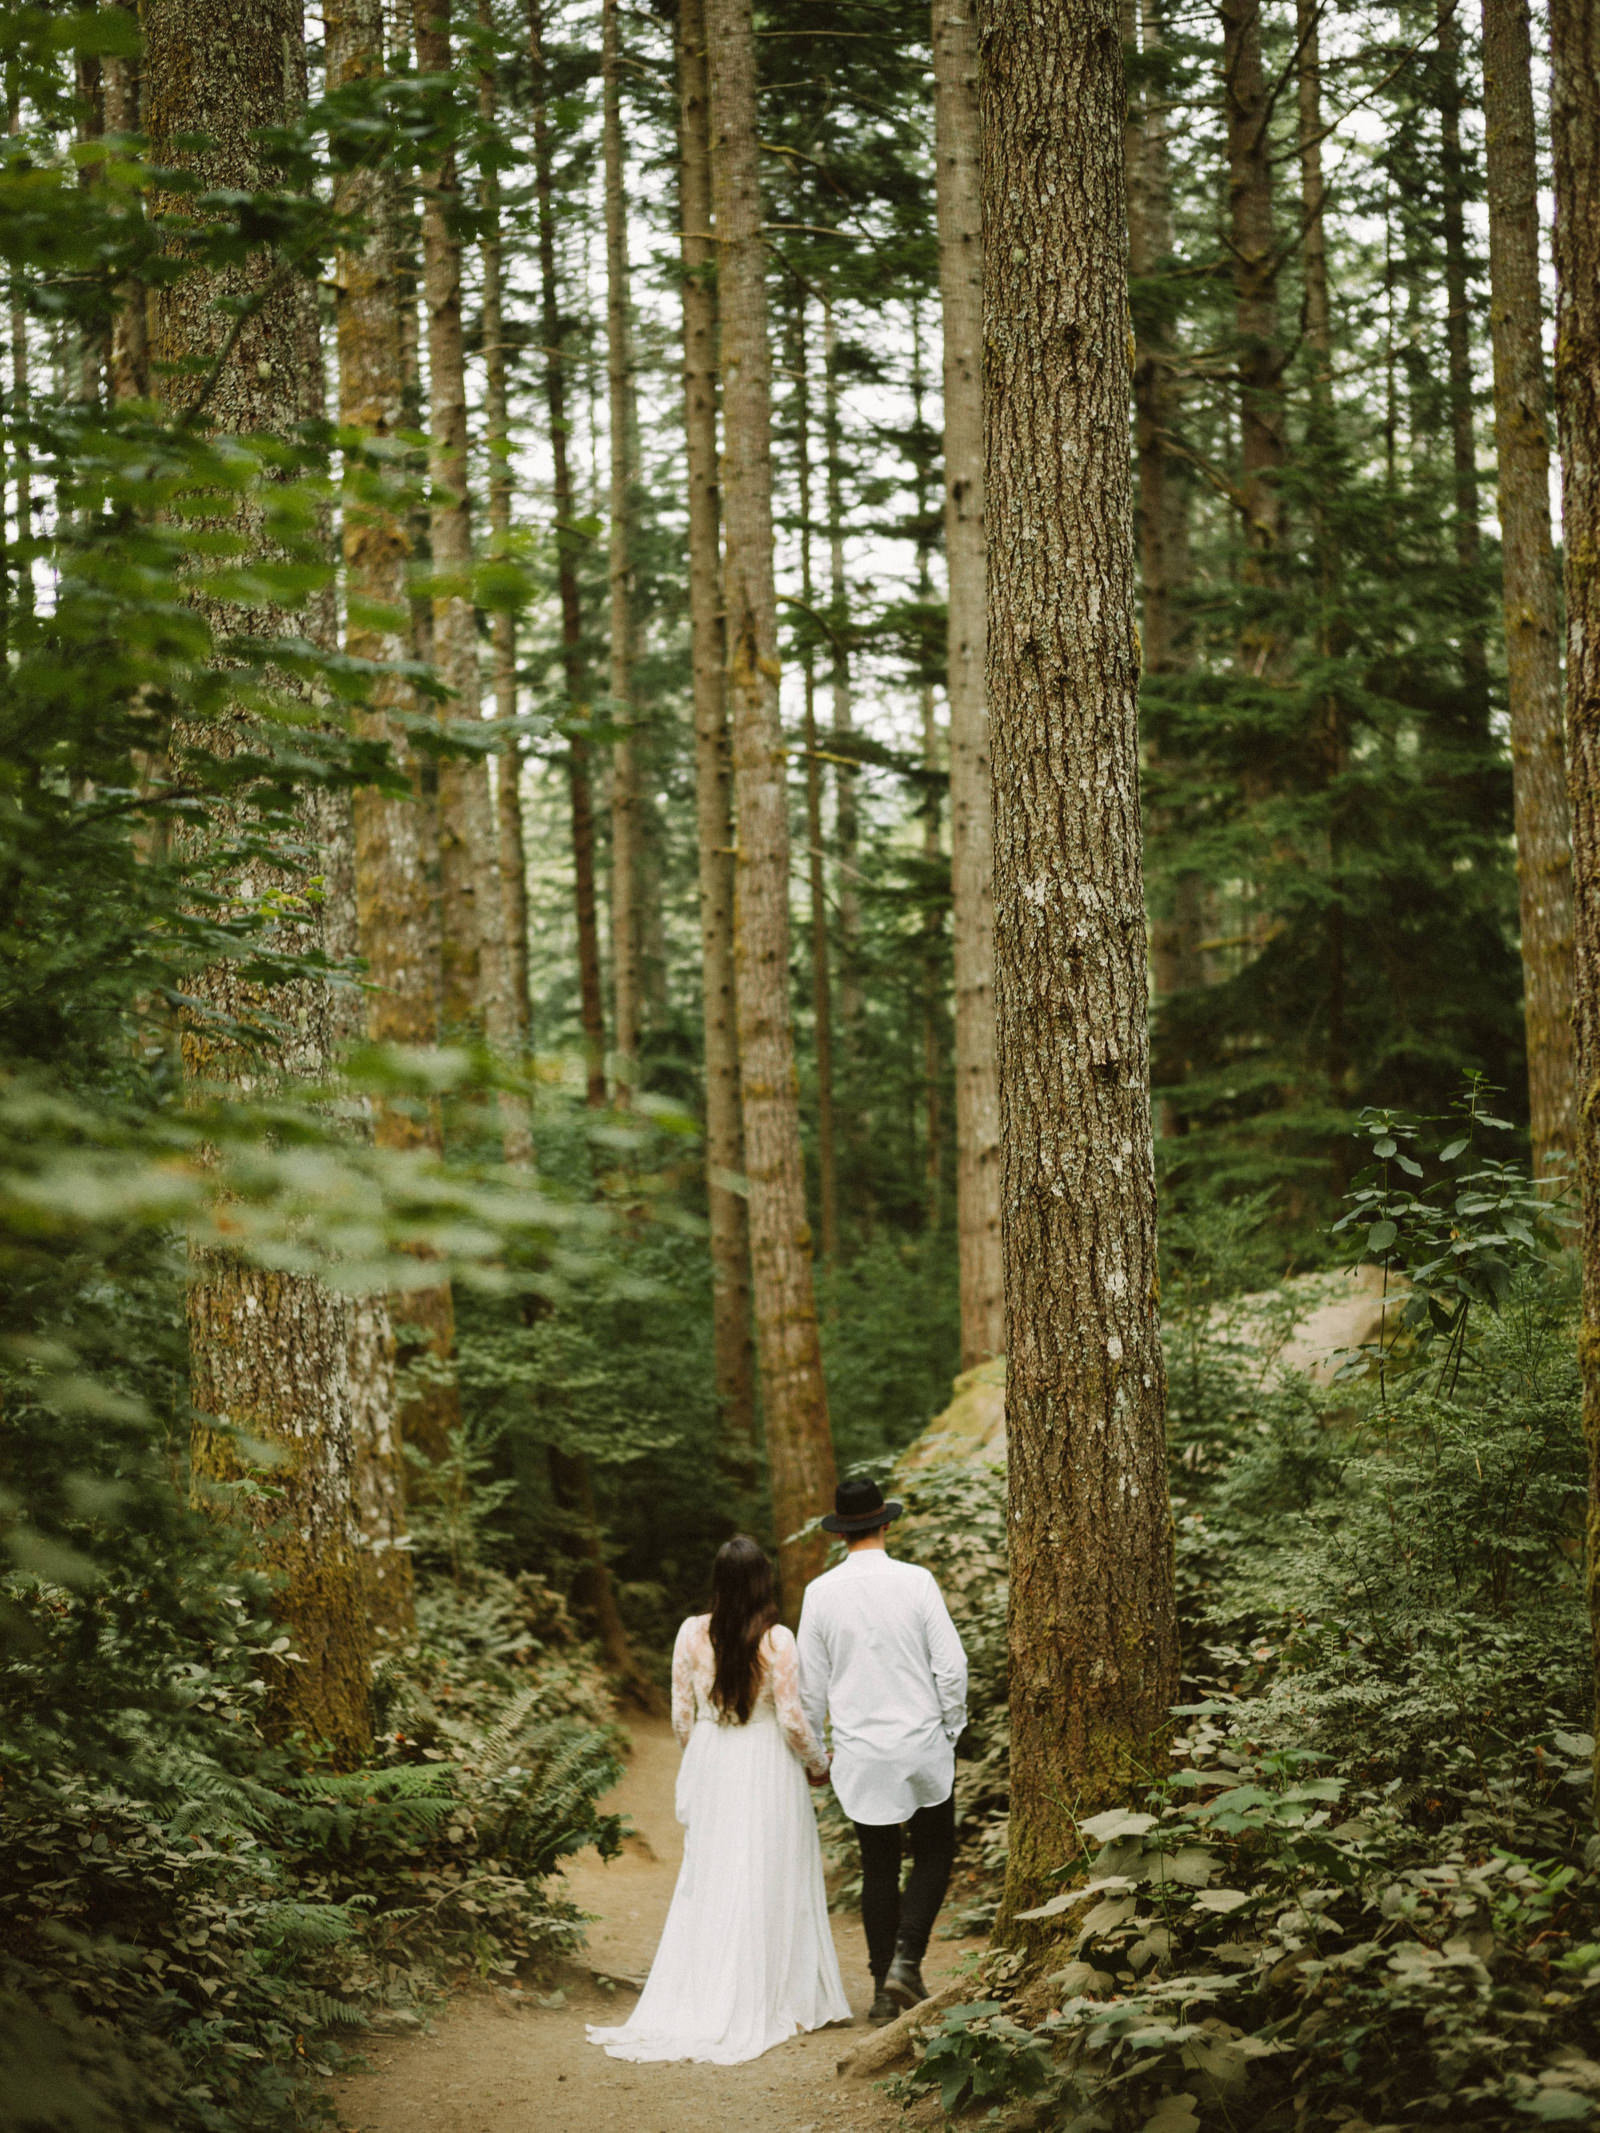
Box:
0, 1565, 621, 2133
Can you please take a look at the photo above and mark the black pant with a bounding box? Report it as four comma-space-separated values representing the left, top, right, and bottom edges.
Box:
853, 1793, 956, 1981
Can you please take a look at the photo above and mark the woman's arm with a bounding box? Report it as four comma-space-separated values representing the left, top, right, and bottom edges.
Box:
670, 1617, 698, 1748
766, 1626, 829, 1779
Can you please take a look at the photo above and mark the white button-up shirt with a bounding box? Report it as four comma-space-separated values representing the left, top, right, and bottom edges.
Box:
796, 1549, 969, 1827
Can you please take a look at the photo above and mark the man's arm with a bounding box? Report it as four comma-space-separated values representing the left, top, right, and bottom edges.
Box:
796, 1586, 832, 1755
922, 1572, 969, 1741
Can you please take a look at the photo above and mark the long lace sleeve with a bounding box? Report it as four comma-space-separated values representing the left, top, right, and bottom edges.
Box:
765, 1626, 827, 1777
670, 1617, 698, 1749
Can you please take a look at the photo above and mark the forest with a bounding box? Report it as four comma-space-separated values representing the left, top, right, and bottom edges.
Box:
2, 0, 1599, 2124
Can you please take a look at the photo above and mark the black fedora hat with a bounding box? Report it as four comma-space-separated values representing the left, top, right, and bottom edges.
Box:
821, 1476, 903, 1535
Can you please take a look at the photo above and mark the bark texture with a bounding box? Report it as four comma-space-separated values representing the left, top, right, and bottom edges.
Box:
706, 0, 836, 1612
603, 0, 641, 1101
1549, 0, 1600, 1805
413, 0, 512, 1060
145, 0, 373, 1758
932, 0, 1004, 1363
678, 0, 756, 1450
981, 0, 1178, 1921
529, 0, 607, 1105
1482, 0, 1576, 1176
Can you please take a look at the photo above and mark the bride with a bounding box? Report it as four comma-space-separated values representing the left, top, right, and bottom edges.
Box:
587, 1535, 851, 2064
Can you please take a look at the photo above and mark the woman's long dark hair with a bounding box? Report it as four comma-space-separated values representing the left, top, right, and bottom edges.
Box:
708, 1535, 780, 1724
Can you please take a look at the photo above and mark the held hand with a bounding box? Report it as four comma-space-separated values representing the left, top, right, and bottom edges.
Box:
806, 1758, 832, 1788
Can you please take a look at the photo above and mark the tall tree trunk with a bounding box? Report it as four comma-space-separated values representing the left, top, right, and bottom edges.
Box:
822, 302, 862, 1056
1297, 0, 1348, 1126
911, 301, 944, 1235
1128, 0, 1204, 1128
677, 0, 755, 1452
932, 0, 1004, 1365
103, 20, 150, 403
1221, 0, 1285, 582
982, 0, 1178, 1921
1548, 0, 1600, 1806
1438, 2, 1490, 723
330, 0, 459, 1527
477, 6, 532, 1052
1482, 0, 1576, 1176
603, 0, 641, 1102
146, 0, 373, 1760
706, 0, 837, 1613
8, 90, 31, 631
413, 0, 515, 1077
794, 294, 841, 1266
528, 0, 607, 1106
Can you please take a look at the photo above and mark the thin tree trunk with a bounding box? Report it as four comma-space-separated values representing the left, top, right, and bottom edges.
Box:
982, 0, 1178, 1922
477, 6, 532, 1052
529, 0, 606, 1106
1221, 0, 1285, 582
9, 91, 31, 631
1127, 0, 1204, 1130
911, 303, 944, 1235
1438, 2, 1490, 722
706, 0, 837, 1614
822, 302, 862, 1057
1297, 0, 1348, 1126
603, 0, 641, 1102
413, 0, 515, 1079
794, 295, 840, 1266
1548, 0, 1600, 1806
1482, 0, 1576, 1176
146, 0, 373, 1760
677, 0, 755, 1451
103, 21, 150, 403
932, 0, 1003, 1364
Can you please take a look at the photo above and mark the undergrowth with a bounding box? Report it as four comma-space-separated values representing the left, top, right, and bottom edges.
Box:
0, 1566, 621, 2133
887, 1104, 1600, 2131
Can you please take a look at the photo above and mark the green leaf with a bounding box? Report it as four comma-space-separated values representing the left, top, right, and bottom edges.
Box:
1516, 2090, 1594, 2122
1367, 1219, 1398, 1253
1080, 1808, 1159, 1844
1372, 1136, 1397, 1157
1440, 1136, 1469, 1162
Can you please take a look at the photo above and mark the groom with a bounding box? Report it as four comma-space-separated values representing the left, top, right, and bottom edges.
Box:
798, 1477, 969, 2025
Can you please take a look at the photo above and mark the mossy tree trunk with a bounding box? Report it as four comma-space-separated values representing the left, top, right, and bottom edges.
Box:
145, 0, 375, 1760
1548, 0, 1600, 1808
981, 0, 1179, 1924
677, 0, 756, 1455
706, 0, 837, 1614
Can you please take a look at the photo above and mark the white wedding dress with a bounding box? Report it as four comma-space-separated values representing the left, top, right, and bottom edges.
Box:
586, 1614, 852, 2065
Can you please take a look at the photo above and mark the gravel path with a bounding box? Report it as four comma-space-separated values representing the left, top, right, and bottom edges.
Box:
332, 1715, 982, 2133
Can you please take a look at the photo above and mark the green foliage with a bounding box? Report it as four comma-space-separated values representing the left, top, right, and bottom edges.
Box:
892, 1113, 1597, 2129
903, 2000, 1054, 2116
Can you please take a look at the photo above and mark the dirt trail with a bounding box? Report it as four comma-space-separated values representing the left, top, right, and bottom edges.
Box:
333, 1716, 983, 2133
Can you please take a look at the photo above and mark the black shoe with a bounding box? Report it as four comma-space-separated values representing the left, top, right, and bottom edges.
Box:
868, 1986, 897, 2025
884, 1950, 928, 2011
